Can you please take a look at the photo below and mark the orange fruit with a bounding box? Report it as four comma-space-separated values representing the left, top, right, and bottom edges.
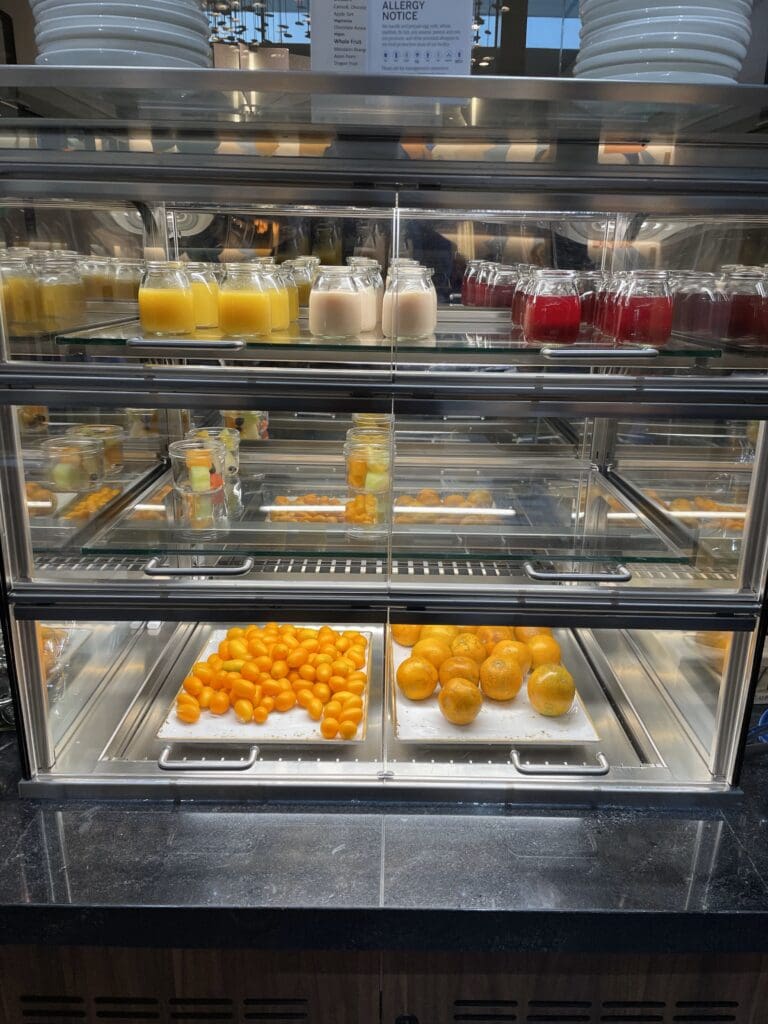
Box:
492, 639, 532, 675
396, 656, 438, 700
515, 626, 552, 643
419, 624, 460, 644
439, 655, 480, 688
176, 701, 200, 724
412, 636, 452, 670
476, 625, 514, 655
438, 678, 482, 725
527, 663, 575, 717
391, 624, 421, 647
527, 634, 561, 668
450, 633, 487, 664
479, 655, 523, 701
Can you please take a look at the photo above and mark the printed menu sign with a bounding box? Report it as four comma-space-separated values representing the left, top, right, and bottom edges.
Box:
311, 0, 472, 75
369, 0, 472, 75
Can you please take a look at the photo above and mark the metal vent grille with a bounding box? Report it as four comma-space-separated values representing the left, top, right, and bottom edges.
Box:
17, 996, 310, 1024
34, 553, 149, 574
20, 994, 87, 1019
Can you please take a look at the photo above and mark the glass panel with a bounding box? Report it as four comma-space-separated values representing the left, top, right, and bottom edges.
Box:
6, 406, 767, 593
27, 617, 384, 781
384, 620, 751, 789
17, 613, 752, 791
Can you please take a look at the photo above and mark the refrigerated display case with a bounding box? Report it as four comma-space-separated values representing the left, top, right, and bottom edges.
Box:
0, 69, 767, 800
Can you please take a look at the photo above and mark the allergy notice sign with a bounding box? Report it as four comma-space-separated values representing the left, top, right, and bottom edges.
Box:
311, 0, 472, 76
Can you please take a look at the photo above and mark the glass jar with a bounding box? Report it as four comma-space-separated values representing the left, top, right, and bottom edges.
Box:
257, 265, 290, 331
43, 436, 105, 493
17, 405, 48, 436
312, 222, 342, 265
187, 426, 240, 479
81, 256, 114, 300
218, 263, 272, 339
275, 224, 300, 264
510, 266, 533, 328
349, 257, 384, 326
222, 410, 270, 440
309, 266, 363, 340
461, 259, 483, 306
596, 272, 629, 341
487, 265, 517, 309
38, 258, 86, 332
279, 265, 300, 323
185, 262, 219, 329
475, 262, 497, 307
352, 412, 393, 432
169, 438, 226, 493
575, 271, 602, 329
522, 269, 581, 344
0, 256, 39, 336
672, 272, 727, 340
615, 270, 673, 346
724, 271, 767, 346
382, 267, 437, 340
113, 258, 143, 301
343, 437, 391, 492
66, 424, 125, 474
138, 261, 194, 337
284, 260, 313, 307
124, 408, 160, 438
349, 266, 379, 332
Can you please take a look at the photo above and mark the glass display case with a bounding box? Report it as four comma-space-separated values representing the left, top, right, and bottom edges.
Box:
1, 69, 767, 800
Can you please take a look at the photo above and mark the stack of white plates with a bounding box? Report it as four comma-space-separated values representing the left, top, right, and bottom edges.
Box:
32, 0, 212, 67
575, 0, 752, 82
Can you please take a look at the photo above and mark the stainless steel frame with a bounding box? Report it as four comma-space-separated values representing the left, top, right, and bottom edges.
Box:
2, 69, 768, 801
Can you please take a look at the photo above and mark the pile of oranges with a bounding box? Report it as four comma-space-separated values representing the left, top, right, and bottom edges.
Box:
62, 485, 121, 521
394, 488, 497, 525
175, 622, 369, 741
393, 624, 575, 725
269, 494, 346, 524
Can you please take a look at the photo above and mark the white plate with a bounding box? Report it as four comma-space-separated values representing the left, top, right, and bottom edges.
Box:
39, 36, 211, 64
581, 0, 752, 19
32, 0, 208, 14
34, 1, 208, 31
37, 23, 211, 59
157, 627, 372, 745
582, 11, 751, 43
578, 30, 747, 61
35, 47, 202, 66
390, 638, 600, 745
37, 16, 209, 50
576, 48, 741, 72
575, 68, 736, 81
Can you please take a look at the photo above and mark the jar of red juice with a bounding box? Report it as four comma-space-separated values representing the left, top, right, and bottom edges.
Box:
616, 270, 673, 347
724, 271, 767, 347
461, 260, 482, 306
488, 265, 517, 308
522, 270, 581, 344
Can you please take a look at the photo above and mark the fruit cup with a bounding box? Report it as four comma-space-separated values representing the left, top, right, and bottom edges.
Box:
222, 410, 270, 441
67, 424, 125, 475
42, 436, 105, 493
169, 438, 228, 530
343, 437, 391, 494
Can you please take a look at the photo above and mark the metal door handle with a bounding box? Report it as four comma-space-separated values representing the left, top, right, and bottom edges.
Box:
144, 556, 254, 577
541, 346, 659, 359
511, 749, 610, 776
127, 337, 245, 351
158, 746, 258, 771
524, 561, 632, 582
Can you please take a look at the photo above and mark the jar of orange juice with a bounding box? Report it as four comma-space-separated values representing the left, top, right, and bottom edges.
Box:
0, 256, 39, 337
38, 257, 86, 333
138, 261, 195, 337
186, 262, 219, 329
219, 263, 272, 339
258, 264, 291, 331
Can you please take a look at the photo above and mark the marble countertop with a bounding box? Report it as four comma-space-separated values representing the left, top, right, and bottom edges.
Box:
0, 730, 766, 952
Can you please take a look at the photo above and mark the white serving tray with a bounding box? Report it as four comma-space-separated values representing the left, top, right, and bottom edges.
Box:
391, 635, 600, 745
158, 626, 371, 745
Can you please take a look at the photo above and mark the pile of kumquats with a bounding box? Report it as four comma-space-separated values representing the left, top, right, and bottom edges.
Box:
175, 622, 369, 740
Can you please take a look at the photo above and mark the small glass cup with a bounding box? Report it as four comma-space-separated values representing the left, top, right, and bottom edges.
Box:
382, 267, 437, 340
38, 258, 86, 332
522, 270, 581, 344
169, 438, 226, 494
66, 424, 125, 475
461, 259, 483, 306
309, 266, 363, 340
43, 436, 105, 493
138, 261, 194, 337
222, 410, 270, 440
615, 270, 673, 346
724, 271, 767, 347
187, 426, 240, 478
185, 262, 219, 329
487, 265, 517, 309
219, 263, 272, 339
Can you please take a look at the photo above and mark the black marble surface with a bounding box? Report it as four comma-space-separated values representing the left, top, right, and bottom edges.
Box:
0, 728, 767, 952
